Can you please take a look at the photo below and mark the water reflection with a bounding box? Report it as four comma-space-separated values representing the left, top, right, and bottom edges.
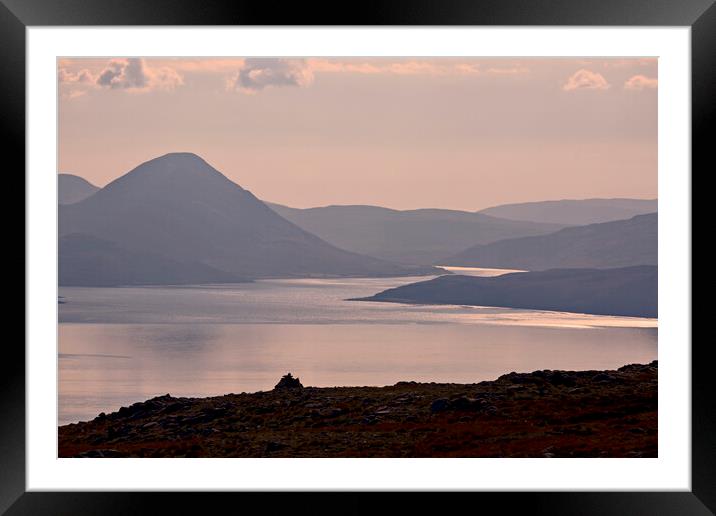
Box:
59, 323, 657, 424
58, 277, 657, 424
436, 265, 527, 277
59, 278, 656, 329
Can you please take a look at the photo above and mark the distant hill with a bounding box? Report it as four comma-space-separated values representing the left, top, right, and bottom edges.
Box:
59, 153, 435, 284
356, 266, 657, 318
442, 213, 657, 270
59, 233, 244, 287
479, 198, 657, 225
58, 174, 100, 204
267, 203, 564, 265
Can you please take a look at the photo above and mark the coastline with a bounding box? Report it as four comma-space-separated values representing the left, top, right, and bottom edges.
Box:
59, 361, 657, 458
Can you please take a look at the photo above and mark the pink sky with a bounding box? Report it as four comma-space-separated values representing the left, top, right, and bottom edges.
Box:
58, 57, 657, 211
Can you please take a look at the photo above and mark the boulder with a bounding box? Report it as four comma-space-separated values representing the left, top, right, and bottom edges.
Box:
430, 398, 449, 413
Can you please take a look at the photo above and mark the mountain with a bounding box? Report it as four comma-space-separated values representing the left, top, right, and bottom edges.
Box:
59, 233, 243, 287
479, 198, 657, 225
356, 266, 657, 318
442, 213, 657, 270
58, 174, 100, 204
478, 199, 658, 226
266, 203, 564, 265
59, 153, 436, 283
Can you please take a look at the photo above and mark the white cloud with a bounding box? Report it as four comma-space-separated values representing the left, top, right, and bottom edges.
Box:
58, 58, 183, 99
562, 69, 611, 91
603, 58, 657, 68
58, 68, 96, 99
229, 58, 313, 93
96, 58, 147, 89
307, 59, 526, 77
96, 58, 183, 91
484, 66, 529, 76
624, 75, 658, 90
58, 68, 94, 84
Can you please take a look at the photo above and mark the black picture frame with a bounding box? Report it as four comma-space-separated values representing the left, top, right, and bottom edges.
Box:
5, 0, 710, 514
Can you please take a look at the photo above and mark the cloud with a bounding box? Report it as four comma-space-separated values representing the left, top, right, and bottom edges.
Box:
308, 60, 383, 74
96, 58, 147, 89
229, 58, 313, 93
58, 67, 96, 99
575, 58, 657, 69
95, 58, 183, 91
57, 88, 89, 100
162, 58, 246, 73
562, 69, 611, 91
59, 59, 184, 99
148, 66, 185, 90
603, 58, 657, 68
59, 58, 530, 99
58, 68, 94, 84
484, 66, 529, 76
384, 61, 452, 75
624, 75, 658, 90
226, 58, 529, 93
309, 59, 450, 75
307, 59, 525, 77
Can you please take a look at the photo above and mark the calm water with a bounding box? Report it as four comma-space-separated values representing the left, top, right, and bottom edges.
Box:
59, 271, 657, 425
437, 265, 527, 276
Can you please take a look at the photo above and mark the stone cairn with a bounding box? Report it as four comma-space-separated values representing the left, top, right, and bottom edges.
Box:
274, 372, 304, 390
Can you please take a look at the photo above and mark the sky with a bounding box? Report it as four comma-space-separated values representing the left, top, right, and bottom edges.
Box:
58, 57, 657, 211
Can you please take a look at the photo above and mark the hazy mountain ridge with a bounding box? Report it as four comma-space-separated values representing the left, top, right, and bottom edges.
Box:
267, 203, 565, 265
442, 213, 657, 270
356, 266, 657, 318
59, 153, 437, 286
479, 198, 657, 225
57, 155, 657, 286
58, 174, 100, 205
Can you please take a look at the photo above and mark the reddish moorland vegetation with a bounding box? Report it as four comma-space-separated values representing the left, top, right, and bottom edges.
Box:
59, 362, 657, 458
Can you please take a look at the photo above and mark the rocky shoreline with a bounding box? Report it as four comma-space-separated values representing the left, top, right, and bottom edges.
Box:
59, 362, 657, 458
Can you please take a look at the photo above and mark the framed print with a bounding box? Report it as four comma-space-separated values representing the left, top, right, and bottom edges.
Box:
6, 0, 712, 514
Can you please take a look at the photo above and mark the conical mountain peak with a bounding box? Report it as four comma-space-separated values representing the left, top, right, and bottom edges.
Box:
95, 151, 245, 200
59, 152, 424, 282
148, 152, 209, 166
130, 152, 225, 179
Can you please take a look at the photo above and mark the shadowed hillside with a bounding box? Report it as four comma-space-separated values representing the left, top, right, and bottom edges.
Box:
58, 174, 100, 205
59, 233, 244, 287
356, 266, 657, 318
442, 213, 657, 270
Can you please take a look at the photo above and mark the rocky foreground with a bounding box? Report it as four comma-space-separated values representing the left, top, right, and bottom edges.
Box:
59, 362, 657, 458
